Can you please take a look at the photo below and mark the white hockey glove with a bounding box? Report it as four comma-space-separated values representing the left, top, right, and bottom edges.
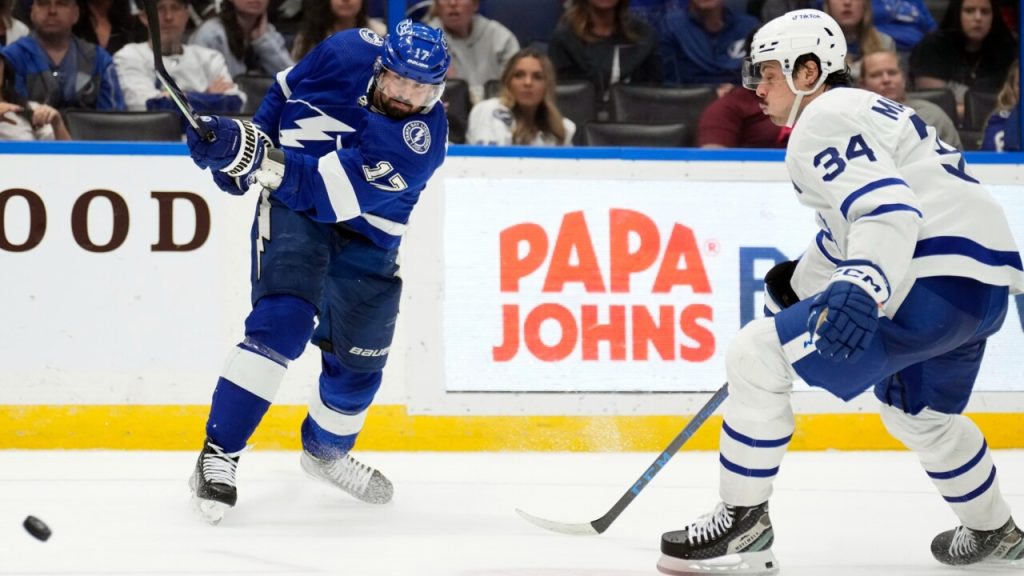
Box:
249, 148, 286, 192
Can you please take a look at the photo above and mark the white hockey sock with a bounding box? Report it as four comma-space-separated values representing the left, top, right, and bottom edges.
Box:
880, 404, 1011, 530
719, 318, 796, 507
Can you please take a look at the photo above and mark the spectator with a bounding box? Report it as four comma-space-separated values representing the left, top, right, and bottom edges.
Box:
0, 53, 69, 139
427, 0, 518, 105
191, 0, 294, 77
860, 49, 962, 148
759, 0, 816, 23
467, 47, 574, 146
981, 61, 1019, 151
627, 0, 683, 27
872, 0, 936, 52
1, 0, 29, 46
291, 0, 384, 60
824, 0, 895, 81
73, 0, 144, 54
659, 0, 759, 86
115, 0, 243, 112
910, 0, 1016, 118
548, 0, 660, 119
2, 0, 124, 110
697, 84, 787, 148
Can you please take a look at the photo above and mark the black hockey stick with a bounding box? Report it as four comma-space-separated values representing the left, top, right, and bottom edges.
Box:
515, 383, 729, 536
142, 0, 213, 141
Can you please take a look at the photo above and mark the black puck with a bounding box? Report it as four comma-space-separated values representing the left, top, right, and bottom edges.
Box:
23, 515, 51, 541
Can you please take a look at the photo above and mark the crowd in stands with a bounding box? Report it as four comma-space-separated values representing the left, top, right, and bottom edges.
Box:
0, 0, 1019, 151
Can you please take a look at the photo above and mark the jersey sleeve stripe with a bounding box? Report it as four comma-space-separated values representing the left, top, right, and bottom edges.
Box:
316, 153, 361, 222
840, 177, 909, 219
857, 203, 924, 220
914, 236, 1024, 270
815, 230, 843, 265
276, 67, 294, 98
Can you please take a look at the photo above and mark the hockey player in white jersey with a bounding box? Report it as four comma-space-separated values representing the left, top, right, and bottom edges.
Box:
657, 9, 1024, 576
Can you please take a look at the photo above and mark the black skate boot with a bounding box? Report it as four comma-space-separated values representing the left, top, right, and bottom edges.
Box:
658, 501, 778, 576
188, 438, 244, 525
300, 450, 394, 504
931, 517, 1024, 567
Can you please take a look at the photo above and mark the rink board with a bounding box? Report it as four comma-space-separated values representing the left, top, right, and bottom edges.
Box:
0, 143, 1022, 449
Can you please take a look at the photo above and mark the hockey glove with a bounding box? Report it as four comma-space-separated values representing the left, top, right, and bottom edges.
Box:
211, 171, 247, 196
764, 259, 800, 317
186, 116, 269, 179
808, 260, 890, 362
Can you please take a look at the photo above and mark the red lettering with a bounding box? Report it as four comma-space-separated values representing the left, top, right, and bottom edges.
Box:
653, 224, 711, 294
581, 305, 627, 360
523, 303, 577, 361
543, 211, 605, 293
499, 223, 547, 292
632, 305, 675, 361
679, 304, 715, 362
609, 209, 660, 293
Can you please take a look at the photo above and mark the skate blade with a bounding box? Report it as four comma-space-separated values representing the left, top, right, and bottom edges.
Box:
190, 496, 229, 526
657, 549, 779, 576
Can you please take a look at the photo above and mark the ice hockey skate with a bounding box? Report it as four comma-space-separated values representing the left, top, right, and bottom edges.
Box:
300, 450, 394, 504
931, 517, 1024, 567
188, 438, 244, 525
658, 501, 778, 576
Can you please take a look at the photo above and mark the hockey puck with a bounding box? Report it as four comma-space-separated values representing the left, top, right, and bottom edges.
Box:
23, 516, 51, 541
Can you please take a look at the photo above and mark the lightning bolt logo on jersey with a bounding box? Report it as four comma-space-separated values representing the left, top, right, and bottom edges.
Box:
252, 27, 448, 249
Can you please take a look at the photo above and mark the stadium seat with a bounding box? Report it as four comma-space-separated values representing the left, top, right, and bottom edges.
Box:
583, 122, 688, 148
235, 75, 276, 114
443, 78, 471, 144
963, 90, 998, 131
480, 0, 563, 48
63, 110, 183, 141
555, 80, 597, 145
484, 79, 501, 100
609, 84, 716, 146
906, 89, 957, 124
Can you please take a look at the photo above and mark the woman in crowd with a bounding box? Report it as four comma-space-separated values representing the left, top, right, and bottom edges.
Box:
548, 0, 660, 120
467, 47, 575, 146
0, 0, 28, 46
981, 61, 1019, 152
291, 0, 384, 60
910, 0, 1016, 118
824, 0, 895, 81
0, 54, 70, 140
73, 0, 144, 54
191, 0, 294, 77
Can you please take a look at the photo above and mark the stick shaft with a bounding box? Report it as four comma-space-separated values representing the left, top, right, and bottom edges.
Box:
590, 383, 729, 533
142, 0, 211, 138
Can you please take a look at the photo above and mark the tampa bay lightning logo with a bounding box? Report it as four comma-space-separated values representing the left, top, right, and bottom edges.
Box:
278, 100, 356, 149
403, 120, 431, 154
493, 108, 513, 126
359, 28, 384, 46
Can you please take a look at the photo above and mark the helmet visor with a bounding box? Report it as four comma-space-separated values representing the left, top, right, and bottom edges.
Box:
741, 58, 763, 90
375, 68, 445, 112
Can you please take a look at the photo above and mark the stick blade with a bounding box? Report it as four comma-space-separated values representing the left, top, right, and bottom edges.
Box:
515, 508, 600, 536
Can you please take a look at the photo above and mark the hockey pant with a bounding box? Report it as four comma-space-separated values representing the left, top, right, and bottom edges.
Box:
719, 276, 1011, 530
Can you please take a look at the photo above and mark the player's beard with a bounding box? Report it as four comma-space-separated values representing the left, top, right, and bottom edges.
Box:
373, 89, 417, 120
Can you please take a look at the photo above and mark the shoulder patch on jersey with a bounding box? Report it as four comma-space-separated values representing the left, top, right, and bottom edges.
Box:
403, 120, 431, 154
493, 108, 513, 126
359, 28, 384, 46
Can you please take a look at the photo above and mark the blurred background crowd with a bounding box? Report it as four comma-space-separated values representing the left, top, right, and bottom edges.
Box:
0, 0, 1019, 151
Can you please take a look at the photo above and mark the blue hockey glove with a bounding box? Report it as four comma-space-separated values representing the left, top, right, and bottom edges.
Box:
186, 116, 269, 179
211, 170, 247, 196
807, 281, 879, 362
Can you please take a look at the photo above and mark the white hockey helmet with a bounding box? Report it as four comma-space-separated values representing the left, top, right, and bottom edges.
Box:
742, 9, 847, 92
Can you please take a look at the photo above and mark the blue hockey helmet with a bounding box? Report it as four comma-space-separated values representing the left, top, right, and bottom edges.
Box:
381, 19, 450, 86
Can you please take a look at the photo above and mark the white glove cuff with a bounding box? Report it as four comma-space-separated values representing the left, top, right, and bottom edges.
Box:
221, 119, 268, 178
828, 262, 891, 305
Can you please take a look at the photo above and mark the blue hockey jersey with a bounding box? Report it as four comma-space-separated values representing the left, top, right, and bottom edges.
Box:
252, 27, 448, 249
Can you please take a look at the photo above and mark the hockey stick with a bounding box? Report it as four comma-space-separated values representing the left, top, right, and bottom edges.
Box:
515, 383, 729, 536
141, 0, 213, 141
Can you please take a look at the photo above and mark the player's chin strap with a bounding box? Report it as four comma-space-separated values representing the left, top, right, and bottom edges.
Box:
783, 74, 829, 128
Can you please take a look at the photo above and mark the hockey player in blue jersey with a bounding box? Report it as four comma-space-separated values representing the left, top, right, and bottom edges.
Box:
657, 10, 1024, 575
181, 19, 450, 525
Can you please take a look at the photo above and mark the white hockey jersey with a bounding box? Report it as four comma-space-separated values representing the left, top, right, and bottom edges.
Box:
787, 87, 1024, 314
